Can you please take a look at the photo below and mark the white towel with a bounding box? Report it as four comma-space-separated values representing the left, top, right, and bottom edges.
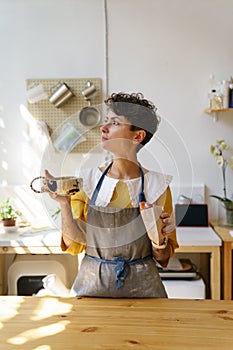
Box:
42, 274, 70, 296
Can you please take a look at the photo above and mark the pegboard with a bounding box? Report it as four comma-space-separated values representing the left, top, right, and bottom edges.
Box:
26, 78, 103, 153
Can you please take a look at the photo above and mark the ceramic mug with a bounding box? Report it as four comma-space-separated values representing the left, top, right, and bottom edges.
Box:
26, 83, 48, 104
30, 176, 83, 196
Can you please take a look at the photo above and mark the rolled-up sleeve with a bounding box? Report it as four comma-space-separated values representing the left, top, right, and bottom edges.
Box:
60, 190, 89, 255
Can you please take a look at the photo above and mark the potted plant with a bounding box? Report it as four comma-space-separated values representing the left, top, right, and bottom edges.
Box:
0, 197, 22, 227
210, 140, 233, 225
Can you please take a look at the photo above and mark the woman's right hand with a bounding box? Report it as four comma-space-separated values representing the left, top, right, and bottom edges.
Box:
43, 169, 70, 205
43, 170, 84, 248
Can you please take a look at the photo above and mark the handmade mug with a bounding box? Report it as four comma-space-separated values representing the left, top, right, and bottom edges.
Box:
26, 83, 48, 104
30, 176, 83, 196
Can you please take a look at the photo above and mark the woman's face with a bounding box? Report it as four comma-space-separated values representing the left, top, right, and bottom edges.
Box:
100, 110, 138, 155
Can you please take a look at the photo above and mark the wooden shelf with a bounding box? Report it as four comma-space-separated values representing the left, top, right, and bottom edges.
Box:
204, 107, 233, 121
204, 108, 233, 114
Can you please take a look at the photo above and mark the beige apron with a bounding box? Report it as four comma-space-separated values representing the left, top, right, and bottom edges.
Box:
71, 163, 167, 298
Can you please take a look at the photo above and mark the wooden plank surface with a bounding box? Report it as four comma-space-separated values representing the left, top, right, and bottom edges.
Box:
211, 221, 233, 242
1, 297, 233, 349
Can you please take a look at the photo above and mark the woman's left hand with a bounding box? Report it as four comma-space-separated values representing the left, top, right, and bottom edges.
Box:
160, 212, 175, 236
151, 212, 175, 266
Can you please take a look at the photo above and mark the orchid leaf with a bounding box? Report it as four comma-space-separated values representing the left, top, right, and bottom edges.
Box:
210, 195, 233, 209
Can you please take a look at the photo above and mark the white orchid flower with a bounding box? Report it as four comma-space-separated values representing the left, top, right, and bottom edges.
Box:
216, 155, 224, 167
210, 139, 233, 202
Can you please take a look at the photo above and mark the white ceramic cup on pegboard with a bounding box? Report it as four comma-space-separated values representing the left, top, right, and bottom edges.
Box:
26, 83, 48, 103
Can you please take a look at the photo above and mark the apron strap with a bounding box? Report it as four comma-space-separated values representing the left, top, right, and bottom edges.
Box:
90, 162, 113, 205
89, 161, 147, 206
138, 164, 146, 203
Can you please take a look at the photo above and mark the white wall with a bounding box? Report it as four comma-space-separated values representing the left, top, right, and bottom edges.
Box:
0, 0, 106, 183
1, 0, 233, 221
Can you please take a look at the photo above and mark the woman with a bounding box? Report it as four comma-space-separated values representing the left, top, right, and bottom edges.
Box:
45, 92, 178, 297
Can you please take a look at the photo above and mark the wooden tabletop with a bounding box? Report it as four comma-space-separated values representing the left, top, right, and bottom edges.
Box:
1, 296, 233, 349
211, 221, 233, 242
